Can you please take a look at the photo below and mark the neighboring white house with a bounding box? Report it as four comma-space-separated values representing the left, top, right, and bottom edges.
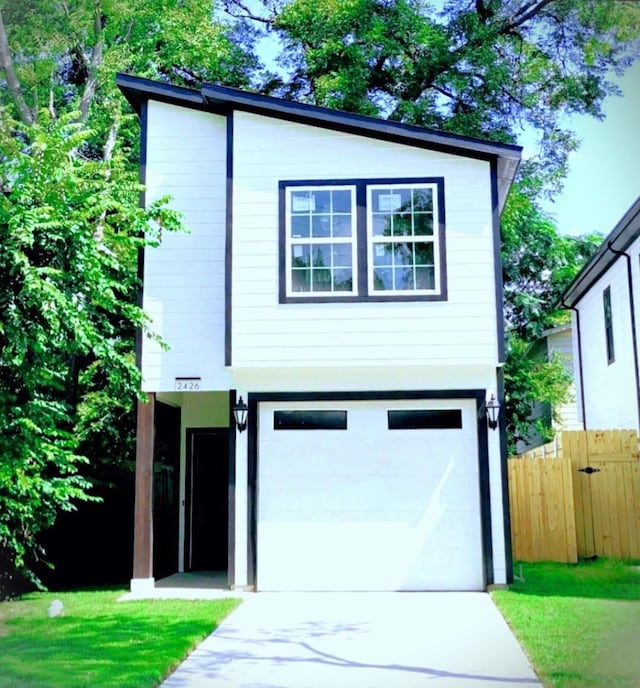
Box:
562, 197, 640, 433
117, 74, 522, 593
515, 323, 583, 454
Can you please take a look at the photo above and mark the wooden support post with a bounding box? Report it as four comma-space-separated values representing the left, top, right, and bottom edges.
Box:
133, 393, 155, 581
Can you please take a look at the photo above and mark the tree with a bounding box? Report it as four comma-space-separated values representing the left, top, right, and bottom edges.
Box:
0, 0, 256, 596
223, 0, 640, 194
501, 184, 602, 342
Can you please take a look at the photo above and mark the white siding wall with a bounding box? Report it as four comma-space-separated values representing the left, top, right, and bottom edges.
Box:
231, 112, 498, 368
577, 256, 638, 430
142, 101, 230, 391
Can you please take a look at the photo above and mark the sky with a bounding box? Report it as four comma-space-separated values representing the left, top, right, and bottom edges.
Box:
537, 60, 640, 237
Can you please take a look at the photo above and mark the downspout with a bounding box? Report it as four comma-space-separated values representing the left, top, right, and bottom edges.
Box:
606, 242, 640, 431
561, 300, 587, 430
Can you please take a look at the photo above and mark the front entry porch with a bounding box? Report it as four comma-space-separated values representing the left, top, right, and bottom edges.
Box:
131, 390, 237, 594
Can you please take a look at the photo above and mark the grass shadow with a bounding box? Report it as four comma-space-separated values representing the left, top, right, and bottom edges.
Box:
508, 558, 640, 600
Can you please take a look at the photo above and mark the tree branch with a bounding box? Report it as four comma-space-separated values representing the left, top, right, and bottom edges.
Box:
221, 0, 274, 25
93, 121, 119, 242
503, 0, 557, 33
0, 10, 34, 125
78, 2, 103, 122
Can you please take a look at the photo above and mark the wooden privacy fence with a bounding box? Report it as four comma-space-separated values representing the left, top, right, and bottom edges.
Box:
508, 430, 640, 562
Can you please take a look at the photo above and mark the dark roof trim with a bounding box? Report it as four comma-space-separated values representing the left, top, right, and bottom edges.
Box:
116, 73, 209, 113
116, 72, 522, 210
562, 196, 640, 307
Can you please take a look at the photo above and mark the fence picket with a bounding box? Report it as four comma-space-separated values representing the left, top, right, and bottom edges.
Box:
508, 430, 640, 562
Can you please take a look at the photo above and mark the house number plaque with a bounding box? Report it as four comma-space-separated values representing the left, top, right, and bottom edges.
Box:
175, 377, 201, 391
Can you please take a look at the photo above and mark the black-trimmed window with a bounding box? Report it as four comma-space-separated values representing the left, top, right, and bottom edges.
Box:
280, 178, 446, 303
388, 409, 462, 430
274, 410, 348, 430
603, 286, 615, 364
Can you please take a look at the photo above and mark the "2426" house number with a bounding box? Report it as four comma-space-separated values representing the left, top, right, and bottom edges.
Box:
175, 378, 201, 391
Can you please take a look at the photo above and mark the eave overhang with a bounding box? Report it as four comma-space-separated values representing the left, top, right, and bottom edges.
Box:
562, 196, 640, 308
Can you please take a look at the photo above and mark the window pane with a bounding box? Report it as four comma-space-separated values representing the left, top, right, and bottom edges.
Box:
416, 267, 435, 290
333, 269, 353, 291
291, 244, 310, 267
388, 409, 462, 430
395, 267, 414, 290
333, 243, 352, 267
373, 243, 393, 266
312, 215, 331, 238
311, 245, 331, 268
291, 190, 313, 213
414, 213, 433, 236
413, 188, 433, 211
393, 243, 413, 267
333, 214, 352, 237
274, 410, 348, 430
312, 268, 332, 291
291, 215, 310, 238
372, 214, 391, 236
292, 269, 311, 292
414, 242, 434, 265
393, 216, 412, 236
396, 189, 411, 211
373, 268, 392, 290
332, 190, 352, 213
313, 190, 331, 212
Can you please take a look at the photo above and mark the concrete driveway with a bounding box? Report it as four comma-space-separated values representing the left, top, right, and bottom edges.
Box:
161, 592, 542, 687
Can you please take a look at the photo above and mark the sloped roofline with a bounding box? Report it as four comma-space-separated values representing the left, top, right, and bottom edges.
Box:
116, 72, 522, 211
562, 196, 640, 307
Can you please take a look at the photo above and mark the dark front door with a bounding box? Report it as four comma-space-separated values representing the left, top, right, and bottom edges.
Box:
153, 400, 181, 579
185, 429, 229, 571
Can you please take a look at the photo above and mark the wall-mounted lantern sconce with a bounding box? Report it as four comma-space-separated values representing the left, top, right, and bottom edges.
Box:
233, 396, 248, 433
486, 394, 500, 430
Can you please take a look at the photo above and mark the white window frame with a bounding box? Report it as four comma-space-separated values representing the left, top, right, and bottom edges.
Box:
366, 183, 441, 297
284, 185, 358, 298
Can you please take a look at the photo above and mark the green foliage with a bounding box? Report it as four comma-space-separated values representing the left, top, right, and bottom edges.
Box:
504, 335, 573, 454
501, 185, 602, 341
0, 111, 181, 597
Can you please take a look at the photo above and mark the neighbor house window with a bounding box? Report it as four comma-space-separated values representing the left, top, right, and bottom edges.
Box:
603, 286, 615, 364
280, 178, 446, 302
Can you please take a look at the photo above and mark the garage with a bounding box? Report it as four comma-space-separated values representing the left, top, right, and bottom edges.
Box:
256, 396, 486, 591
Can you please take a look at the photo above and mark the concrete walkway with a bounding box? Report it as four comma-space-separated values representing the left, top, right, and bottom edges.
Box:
160, 592, 542, 687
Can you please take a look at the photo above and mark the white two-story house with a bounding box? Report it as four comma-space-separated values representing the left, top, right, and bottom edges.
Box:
562, 197, 640, 433
117, 73, 522, 593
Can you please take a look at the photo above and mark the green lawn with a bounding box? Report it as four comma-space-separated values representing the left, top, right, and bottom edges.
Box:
0, 588, 241, 688
492, 559, 640, 688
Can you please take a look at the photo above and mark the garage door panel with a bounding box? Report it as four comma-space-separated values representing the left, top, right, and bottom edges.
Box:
257, 399, 484, 591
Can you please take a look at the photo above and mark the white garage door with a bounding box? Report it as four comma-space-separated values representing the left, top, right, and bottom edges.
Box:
257, 398, 484, 591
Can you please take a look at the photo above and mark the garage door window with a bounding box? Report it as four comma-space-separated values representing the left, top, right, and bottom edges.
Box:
274, 410, 348, 430
388, 409, 462, 430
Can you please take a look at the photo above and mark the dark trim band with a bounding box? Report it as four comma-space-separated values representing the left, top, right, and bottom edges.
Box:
225, 114, 234, 366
